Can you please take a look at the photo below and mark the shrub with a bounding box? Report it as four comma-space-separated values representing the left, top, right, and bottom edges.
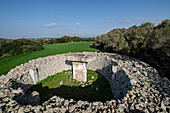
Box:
0, 38, 44, 58
93, 19, 170, 79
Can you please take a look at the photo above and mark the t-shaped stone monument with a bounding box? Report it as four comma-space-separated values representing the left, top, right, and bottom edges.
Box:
72, 61, 87, 82
65, 53, 95, 82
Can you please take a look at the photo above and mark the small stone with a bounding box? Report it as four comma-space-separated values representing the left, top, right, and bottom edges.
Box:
77, 100, 84, 107
124, 97, 128, 101
69, 99, 74, 103
69, 106, 75, 112
27, 91, 40, 105
104, 106, 108, 109
0, 108, 3, 113
34, 106, 42, 113
46, 105, 52, 109
143, 108, 150, 113
149, 107, 155, 112
161, 101, 166, 111
135, 104, 143, 110
129, 90, 134, 95
86, 107, 92, 112
96, 87, 99, 91
91, 76, 94, 79
64, 100, 69, 106
18, 106, 24, 113
60, 81, 63, 85
0, 92, 3, 98
12, 88, 22, 94
24, 108, 31, 112
118, 104, 126, 112
155, 106, 159, 111
61, 106, 67, 113
112, 109, 115, 113
93, 102, 99, 106
15, 105, 20, 110
137, 84, 140, 87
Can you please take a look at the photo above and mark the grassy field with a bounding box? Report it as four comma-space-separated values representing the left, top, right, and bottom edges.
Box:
28, 70, 113, 103
0, 42, 99, 76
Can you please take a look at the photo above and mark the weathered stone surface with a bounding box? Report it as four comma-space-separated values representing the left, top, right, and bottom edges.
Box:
12, 88, 22, 94
73, 62, 87, 82
29, 69, 39, 84
27, 91, 40, 105
0, 52, 169, 113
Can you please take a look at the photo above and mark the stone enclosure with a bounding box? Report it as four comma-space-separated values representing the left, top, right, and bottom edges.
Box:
0, 52, 169, 113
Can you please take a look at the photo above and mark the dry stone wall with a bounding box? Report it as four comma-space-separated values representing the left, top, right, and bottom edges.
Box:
0, 52, 169, 113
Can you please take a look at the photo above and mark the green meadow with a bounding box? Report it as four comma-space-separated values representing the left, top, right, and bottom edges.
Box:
0, 42, 99, 76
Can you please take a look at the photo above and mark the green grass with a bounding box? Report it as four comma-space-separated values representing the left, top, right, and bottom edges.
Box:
28, 70, 113, 103
35, 70, 98, 88
37, 70, 98, 88
0, 42, 99, 76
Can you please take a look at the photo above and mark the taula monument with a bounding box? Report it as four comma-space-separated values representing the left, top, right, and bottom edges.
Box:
0, 52, 169, 113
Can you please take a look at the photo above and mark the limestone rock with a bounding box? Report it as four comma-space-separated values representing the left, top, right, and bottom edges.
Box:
0, 52, 169, 113
27, 91, 40, 105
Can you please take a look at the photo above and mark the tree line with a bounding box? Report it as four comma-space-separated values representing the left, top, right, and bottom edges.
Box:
92, 20, 170, 79
0, 38, 44, 59
34, 36, 94, 45
0, 36, 94, 59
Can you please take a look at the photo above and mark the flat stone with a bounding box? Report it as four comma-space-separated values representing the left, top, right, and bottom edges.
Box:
161, 101, 166, 111
29, 69, 39, 84
69, 105, 75, 112
27, 91, 40, 105
61, 106, 67, 113
118, 104, 126, 112
93, 102, 99, 106
12, 88, 22, 94
73, 62, 87, 82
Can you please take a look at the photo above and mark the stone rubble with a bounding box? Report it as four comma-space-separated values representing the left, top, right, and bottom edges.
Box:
0, 52, 169, 113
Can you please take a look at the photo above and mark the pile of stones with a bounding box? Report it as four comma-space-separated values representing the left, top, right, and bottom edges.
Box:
0, 52, 169, 113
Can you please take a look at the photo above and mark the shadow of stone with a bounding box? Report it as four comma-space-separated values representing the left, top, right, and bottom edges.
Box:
11, 82, 40, 105
12, 74, 114, 105
12, 61, 133, 105
95, 62, 133, 100
109, 54, 170, 96
129, 109, 145, 113
29, 74, 113, 103
66, 55, 133, 100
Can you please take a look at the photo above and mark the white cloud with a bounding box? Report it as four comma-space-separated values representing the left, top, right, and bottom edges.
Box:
75, 22, 80, 26
116, 18, 168, 24
118, 18, 143, 24
148, 18, 166, 24
69, 32, 97, 36
105, 19, 115, 23
45, 23, 57, 27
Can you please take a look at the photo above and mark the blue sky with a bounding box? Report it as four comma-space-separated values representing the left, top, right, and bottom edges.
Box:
0, 0, 170, 39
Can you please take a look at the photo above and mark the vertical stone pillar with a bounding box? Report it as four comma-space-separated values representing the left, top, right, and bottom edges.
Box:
72, 62, 87, 82
112, 65, 118, 81
29, 69, 39, 84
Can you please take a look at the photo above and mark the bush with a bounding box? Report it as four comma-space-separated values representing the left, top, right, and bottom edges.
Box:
93, 19, 170, 79
34, 36, 94, 45
0, 38, 44, 58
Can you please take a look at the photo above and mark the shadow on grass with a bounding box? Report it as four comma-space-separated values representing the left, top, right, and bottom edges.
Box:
12, 63, 134, 105
28, 75, 113, 103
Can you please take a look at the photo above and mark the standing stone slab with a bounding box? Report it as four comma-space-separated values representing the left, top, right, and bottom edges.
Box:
112, 65, 118, 81
72, 62, 87, 82
29, 69, 39, 84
